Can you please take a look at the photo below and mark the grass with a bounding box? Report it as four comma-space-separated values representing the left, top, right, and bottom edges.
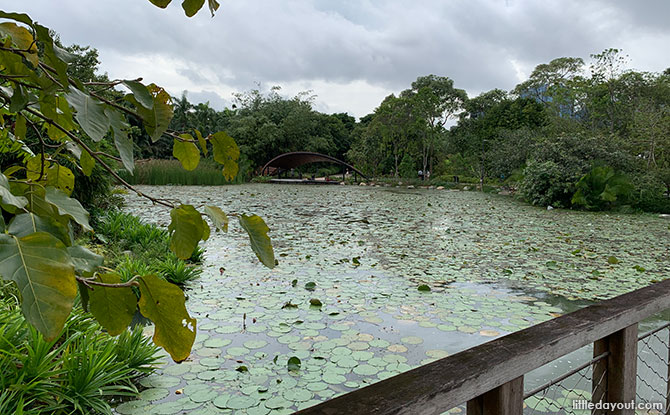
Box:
118, 158, 246, 185
0, 295, 161, 415
94, 210, 203, 286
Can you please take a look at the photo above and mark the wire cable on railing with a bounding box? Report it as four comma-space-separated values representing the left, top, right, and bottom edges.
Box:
638, 322, 670, 341
523, 351, 610, 399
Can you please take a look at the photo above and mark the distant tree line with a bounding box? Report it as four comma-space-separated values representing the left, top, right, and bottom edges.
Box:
63, 43, 669, 212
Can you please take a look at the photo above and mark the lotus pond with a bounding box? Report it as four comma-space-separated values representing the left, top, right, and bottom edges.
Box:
116, 184, 670, 415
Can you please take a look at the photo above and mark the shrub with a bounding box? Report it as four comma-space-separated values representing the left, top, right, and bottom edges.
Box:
156, 255, 202, 285
398, 153, 416, 178
571, 166, 633, 210
519, 134, 631, 207
0, 301, 159, 415
519, 160, 576, 207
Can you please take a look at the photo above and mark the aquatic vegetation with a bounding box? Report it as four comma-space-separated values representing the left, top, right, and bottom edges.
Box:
118, 184, 669, 413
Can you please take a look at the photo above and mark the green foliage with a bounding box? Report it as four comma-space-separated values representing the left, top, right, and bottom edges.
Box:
519, 134, 630, 207
519, 160, 576, 207
155, 255, 202, 286
0, 232, 78, 341
0, 302, 160, 415
118, 159, 242, 185
168, 204, 209, 260
88, 273, 137, 336
147, 0, 220, 17
0, 10, 274, 362
239, 214, 276, 269
137, 275, 196, 362
571, 166, 633, 210
96, 211, 203, 285
398, 153, 416, 178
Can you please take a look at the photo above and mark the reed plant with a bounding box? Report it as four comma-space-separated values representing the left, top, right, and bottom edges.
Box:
118, 158, 246, 185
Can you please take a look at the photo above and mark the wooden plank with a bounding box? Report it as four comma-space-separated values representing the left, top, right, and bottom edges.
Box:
295, 279, 670, 415
606, 325, 638, 415
467, 377, 523, 415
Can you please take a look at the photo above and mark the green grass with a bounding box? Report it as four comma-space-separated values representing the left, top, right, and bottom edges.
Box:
118, 159, 245, 185
0, 298, 161, 415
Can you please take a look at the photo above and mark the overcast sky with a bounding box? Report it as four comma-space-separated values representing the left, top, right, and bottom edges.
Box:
8, 0, 670, 118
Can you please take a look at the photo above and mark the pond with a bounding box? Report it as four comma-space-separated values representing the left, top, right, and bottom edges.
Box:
115, 184, 670, 415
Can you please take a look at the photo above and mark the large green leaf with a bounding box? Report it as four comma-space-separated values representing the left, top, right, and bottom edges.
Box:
138, 274, 196, 362
65, 87, 110, 142
0, 232, 77, 341
46, 163, 75, 196
44, 187, 91, 231
0, 173, 27, 210
122, 80, 153, 110
0, 21, 38, 67
239, 214, 275, 269
80, 150, 95, 177
9, 84, 29, 112
67, 245, 103, 277
221, 159, 239, 181
210, 131, 240, 161
195, 129, 208, 156
106, 107, 134, 174
168, 205, 208, 259
14, 114, 27, 140
173, 136, 200, 171
126, 84, 173, 142
89, 273, 137, 336
210, 131, 239, 181
182, 0, 205, 17
204, 206, 228, 232
7, 212, 72, 246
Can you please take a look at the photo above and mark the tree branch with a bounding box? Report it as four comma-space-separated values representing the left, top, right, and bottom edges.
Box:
24, 117, 46, 181
22, 106, 176, 209
77, 275, 140, 289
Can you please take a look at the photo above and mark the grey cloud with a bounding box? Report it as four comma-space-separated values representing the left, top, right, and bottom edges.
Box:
11, 0, 670, 113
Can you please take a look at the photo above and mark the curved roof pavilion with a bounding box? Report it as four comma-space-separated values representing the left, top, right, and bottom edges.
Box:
260, 152, 368, 180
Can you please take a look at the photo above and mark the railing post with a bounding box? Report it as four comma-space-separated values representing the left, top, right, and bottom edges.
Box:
592, 324, 638, 415
466, 376, 523, 415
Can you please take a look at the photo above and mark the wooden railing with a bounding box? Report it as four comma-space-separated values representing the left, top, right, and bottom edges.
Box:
295, 279, 670, 415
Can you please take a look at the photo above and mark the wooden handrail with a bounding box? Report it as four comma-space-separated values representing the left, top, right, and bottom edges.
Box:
295, 279, 670, 415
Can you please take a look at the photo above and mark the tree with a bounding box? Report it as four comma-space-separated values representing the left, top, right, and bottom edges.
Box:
372, 94, 415, 177
404, 75, 467, 176
0, 10, 274, 362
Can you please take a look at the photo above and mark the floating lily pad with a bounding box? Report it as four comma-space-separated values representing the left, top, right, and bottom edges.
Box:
115, 400, 149, 415
282, 389, 314, 402
400, 336, 423, 345
139, 388, 170, 401
244, 340, 268, 349
226, 346, 250, 357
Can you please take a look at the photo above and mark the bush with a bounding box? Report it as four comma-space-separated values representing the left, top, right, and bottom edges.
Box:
95, 211, 204, 285
519, 134, 631, 207
156, 255, 202, 285
571, 166, 633, 210
0, 300, 160, 415
398, 153, 416, 178
630, 173, 670, 213
519, 160, 576, 207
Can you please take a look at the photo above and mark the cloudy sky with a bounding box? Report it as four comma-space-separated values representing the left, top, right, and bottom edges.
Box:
9, 0, 670, 118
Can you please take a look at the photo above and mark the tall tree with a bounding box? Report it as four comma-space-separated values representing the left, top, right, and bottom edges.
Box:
404, 75, 467, 175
